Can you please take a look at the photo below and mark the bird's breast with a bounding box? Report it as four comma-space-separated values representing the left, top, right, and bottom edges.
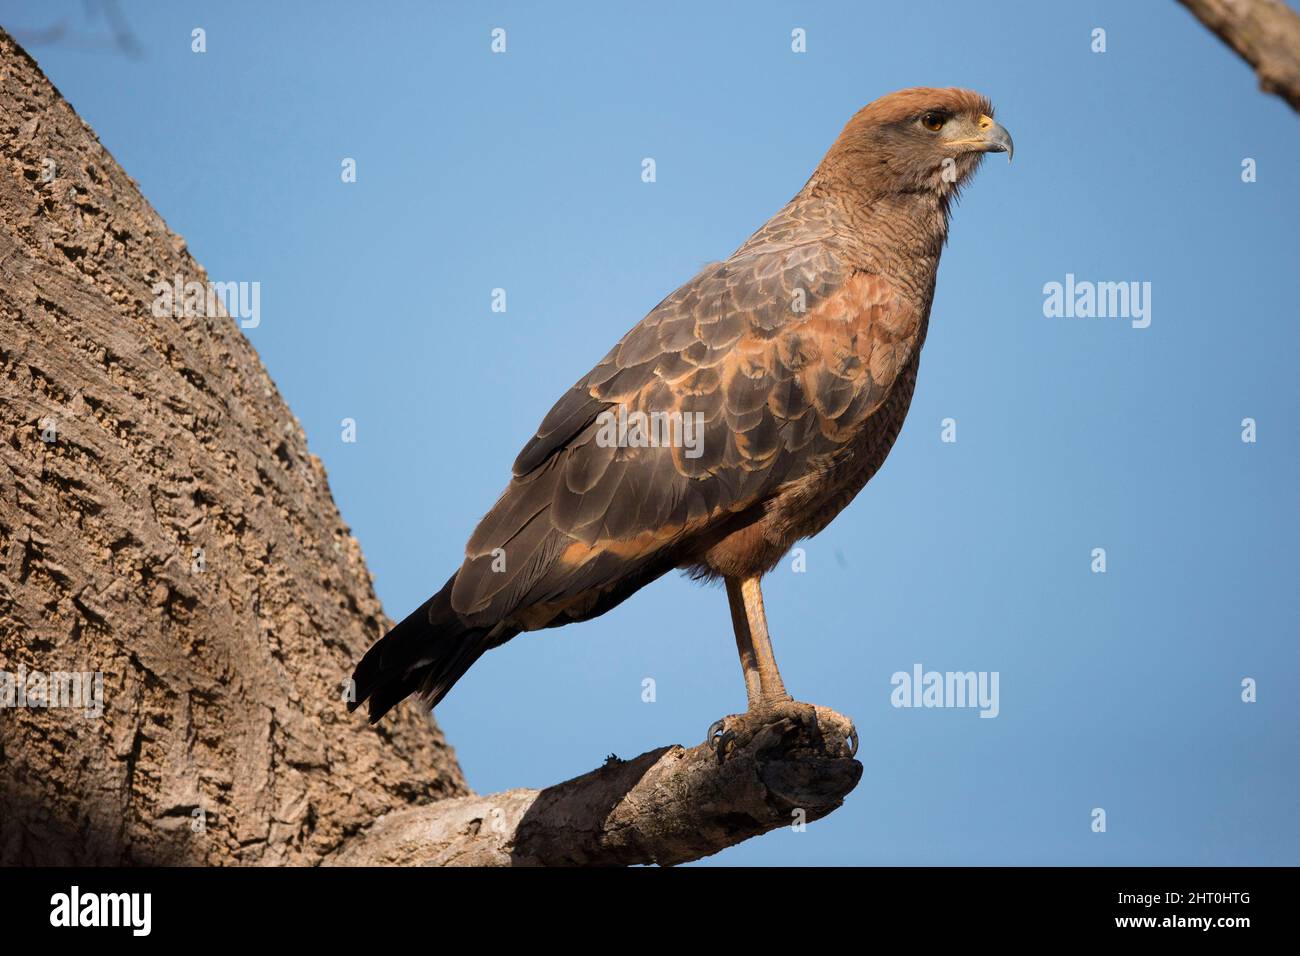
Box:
689, 349, 922, 581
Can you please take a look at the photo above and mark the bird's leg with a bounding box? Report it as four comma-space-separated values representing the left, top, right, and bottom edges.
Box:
726, 576, 764, 709
709, 575, 813, 755
727, 575, 790, 706
706, 574, 858, 759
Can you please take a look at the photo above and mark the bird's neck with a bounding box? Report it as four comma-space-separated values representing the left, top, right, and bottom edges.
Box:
818, 186, 950, 289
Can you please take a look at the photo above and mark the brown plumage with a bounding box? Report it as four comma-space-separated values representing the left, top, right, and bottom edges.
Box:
350, 88, 1013, 724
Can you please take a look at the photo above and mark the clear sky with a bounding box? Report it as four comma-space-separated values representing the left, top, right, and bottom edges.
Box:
5, 0, 1296, 865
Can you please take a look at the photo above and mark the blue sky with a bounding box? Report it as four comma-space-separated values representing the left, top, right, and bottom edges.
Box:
5, 0, 1296, 865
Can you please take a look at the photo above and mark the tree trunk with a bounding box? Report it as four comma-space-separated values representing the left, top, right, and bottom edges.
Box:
0, 29, 860, 866
0, 29, 466, 865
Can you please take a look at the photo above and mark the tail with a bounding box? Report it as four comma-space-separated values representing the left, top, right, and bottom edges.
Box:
348, 575, 501, 724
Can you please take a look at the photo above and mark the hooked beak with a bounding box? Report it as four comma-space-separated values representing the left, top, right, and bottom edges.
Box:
950, 114, 1014, 163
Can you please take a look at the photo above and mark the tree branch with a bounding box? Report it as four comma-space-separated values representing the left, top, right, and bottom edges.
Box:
1177, 0, 1300, 111
327, 705, 862, 866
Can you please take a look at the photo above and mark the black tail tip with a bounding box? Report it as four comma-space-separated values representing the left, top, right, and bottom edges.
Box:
345, 581, 491, 727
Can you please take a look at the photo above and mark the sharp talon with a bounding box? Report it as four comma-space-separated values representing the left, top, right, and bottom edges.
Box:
714, 730, 736, 762
706, 718, 725, 746
706, 717, 741, 760
846, 725, 859, 758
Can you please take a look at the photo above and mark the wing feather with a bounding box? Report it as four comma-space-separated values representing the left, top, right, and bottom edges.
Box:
454, 198, 922, 625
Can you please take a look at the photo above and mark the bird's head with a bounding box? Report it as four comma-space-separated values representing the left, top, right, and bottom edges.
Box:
816, 87, 1013, 200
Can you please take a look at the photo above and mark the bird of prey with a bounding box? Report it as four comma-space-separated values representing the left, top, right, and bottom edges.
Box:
350, 88, 1013, 745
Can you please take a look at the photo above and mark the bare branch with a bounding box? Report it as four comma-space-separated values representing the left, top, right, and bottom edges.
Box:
1177, 0, 1300, 111
327, 705, 862, 867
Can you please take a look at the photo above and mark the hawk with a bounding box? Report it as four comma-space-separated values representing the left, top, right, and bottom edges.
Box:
350, 88, 1013, 742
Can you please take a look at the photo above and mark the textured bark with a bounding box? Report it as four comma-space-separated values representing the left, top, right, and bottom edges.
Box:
0, 29, 862, 867
1177, 0, 1300, 111
328, 706, 861, 867
0, 28, 465, 865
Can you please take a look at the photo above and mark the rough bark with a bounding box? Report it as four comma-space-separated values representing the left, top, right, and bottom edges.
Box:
0, 29, 862, 867
1177, 0, 1300, 111
0, 28, 466, 865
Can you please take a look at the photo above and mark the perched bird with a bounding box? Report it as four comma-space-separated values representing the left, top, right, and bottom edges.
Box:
350, 88, 1013, 742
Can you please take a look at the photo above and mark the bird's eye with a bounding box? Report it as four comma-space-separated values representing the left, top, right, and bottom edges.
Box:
920, 112, 946, 132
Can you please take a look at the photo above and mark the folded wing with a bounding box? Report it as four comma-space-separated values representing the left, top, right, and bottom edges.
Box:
451, 217, 920, 629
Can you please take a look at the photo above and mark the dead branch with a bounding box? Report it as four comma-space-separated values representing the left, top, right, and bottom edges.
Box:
1177, 0, 1300, 111
327, 705, 861, 866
